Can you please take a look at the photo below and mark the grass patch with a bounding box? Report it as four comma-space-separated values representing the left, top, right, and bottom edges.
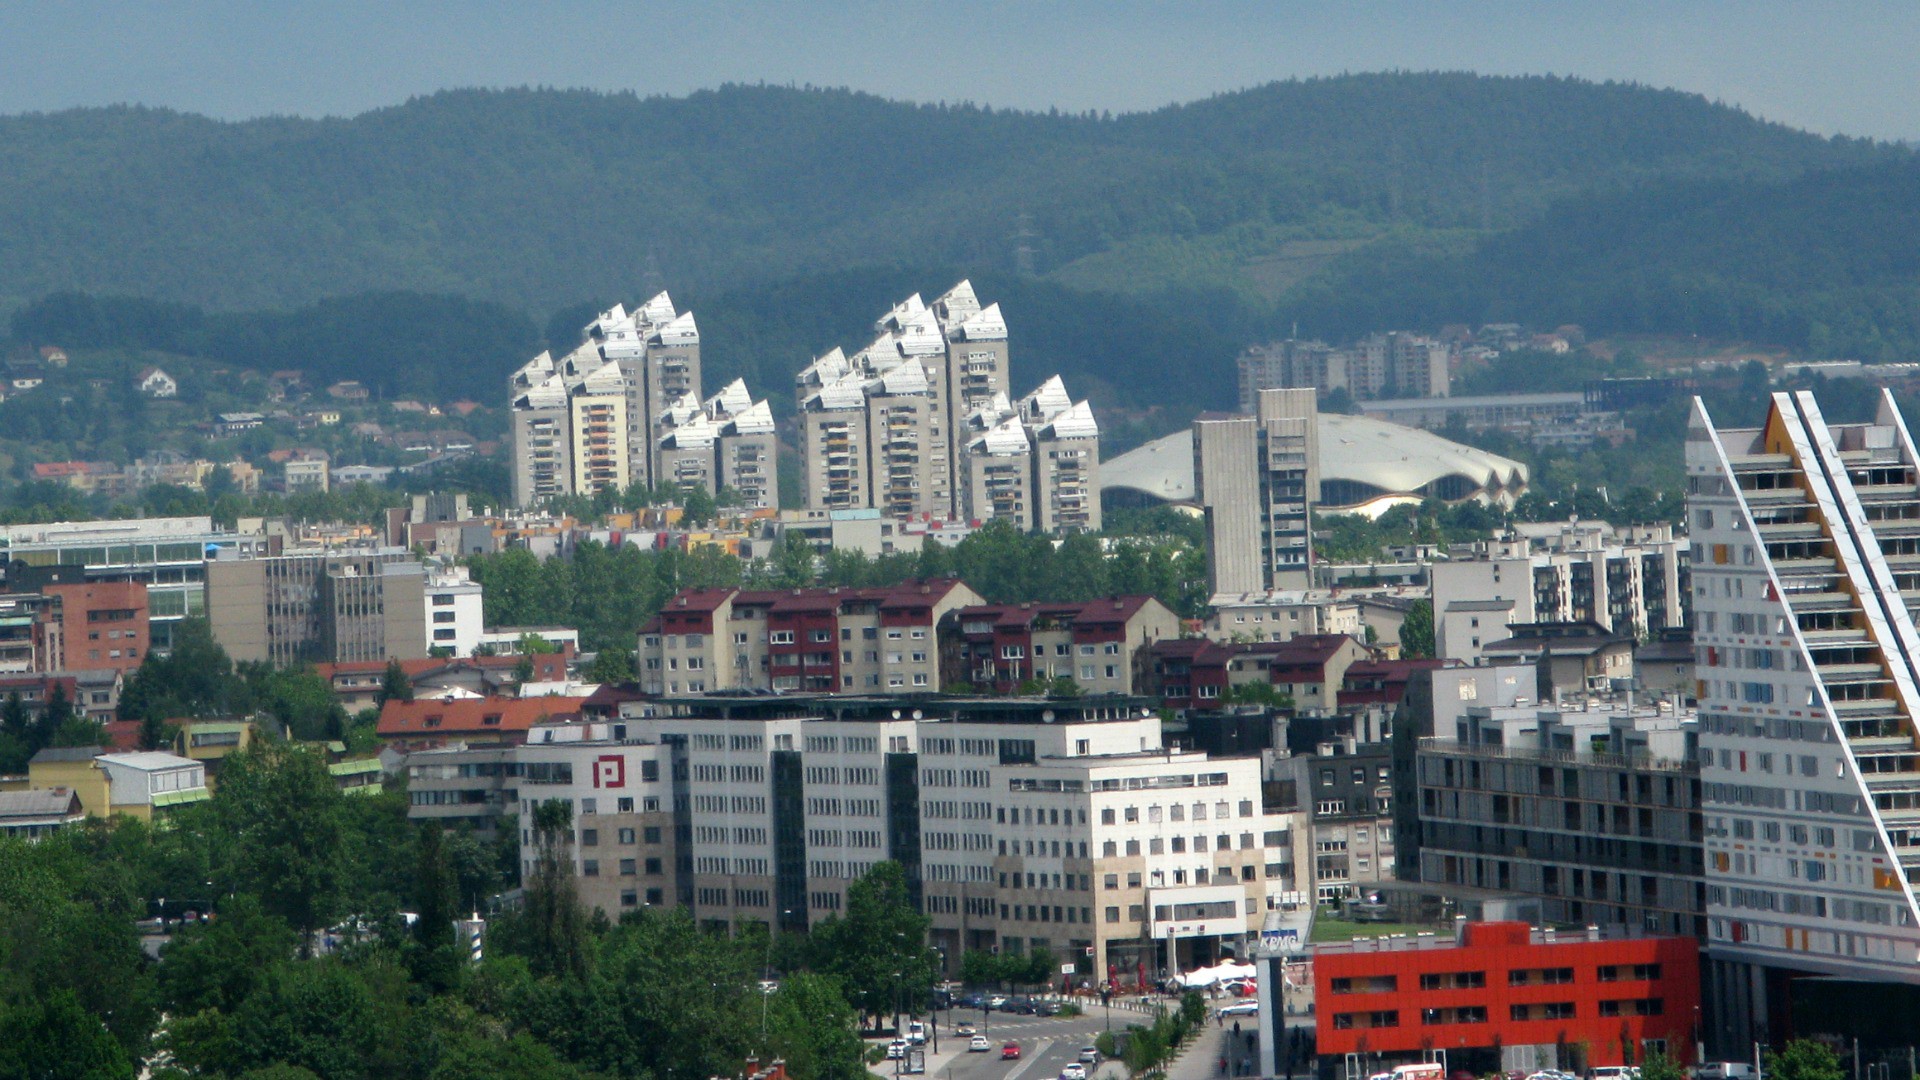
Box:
1310, 917, 1450, 943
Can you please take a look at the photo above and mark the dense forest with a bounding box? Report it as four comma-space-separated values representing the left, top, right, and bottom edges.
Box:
0, 75, 1880, 312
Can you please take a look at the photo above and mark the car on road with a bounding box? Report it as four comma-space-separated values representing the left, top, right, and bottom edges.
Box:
886, 1041, 907, 1060
970, 1036, 991, 1053
1001, 1043, 1021, 1061
1061, 1064, 1088, 1080
956, 1022, 977, 1036
1217, 1001, 1259, 1018
988, 995, 1009, 1008
1079, 1048, 1100, 1064
906, 1022, 927, 1045
1036, 1001, 1062, 1016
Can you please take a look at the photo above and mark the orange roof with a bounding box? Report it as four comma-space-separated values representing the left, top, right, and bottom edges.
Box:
376, 695, 586, 739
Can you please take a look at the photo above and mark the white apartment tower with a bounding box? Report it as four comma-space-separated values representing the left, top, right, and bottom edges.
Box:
1688, 390, 1920, 1015
796, 282, 1094, 532
509, 295, 777, 508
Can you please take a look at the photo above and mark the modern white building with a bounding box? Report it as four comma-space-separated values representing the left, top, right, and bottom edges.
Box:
1687, 389, 1920, 1026
510, 694, 1309, 980
424, 564, 486, 656
1431, 520, 1690, 662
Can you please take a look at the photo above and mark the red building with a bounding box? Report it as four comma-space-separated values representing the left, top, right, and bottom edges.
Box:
45, 580, 150, 674
1314, 922, 1699, 1072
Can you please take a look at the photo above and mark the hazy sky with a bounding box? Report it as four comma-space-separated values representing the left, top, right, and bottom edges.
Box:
3, 1, 1917, 140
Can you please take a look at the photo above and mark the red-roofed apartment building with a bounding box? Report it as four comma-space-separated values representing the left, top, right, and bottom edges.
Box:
941, 596, 1180, 695
1143, 633, 1370, 713
638, 580, 983, 694
376, 694, 586, 752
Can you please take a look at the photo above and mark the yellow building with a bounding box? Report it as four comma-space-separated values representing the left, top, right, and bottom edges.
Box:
26, 747, 208, 822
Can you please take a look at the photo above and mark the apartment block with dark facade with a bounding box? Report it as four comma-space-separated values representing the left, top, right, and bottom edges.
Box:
1144, 634, 1371, 715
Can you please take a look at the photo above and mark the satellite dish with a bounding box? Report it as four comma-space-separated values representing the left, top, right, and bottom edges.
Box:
1042, 710, 1056, 723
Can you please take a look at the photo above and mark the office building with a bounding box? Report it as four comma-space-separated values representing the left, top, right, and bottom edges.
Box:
423, 565, 486, 657
638, 580, 983, 695
508, 694, 1309, 979
1432, 521, 1689, 662
508, 296, 776, 507
1194, 388, 1319, 596
1414, 699, 1704, 937
1687, 389, 1920, 1017
205, 550, 427, 666
0, 516, 265, 651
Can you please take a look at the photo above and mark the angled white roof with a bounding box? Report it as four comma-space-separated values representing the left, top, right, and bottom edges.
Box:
557, 342, 601, 382
967, 391, 1015, 432
585, 303, 629, 337
515, 372, 569, 410
798, 347, 851, 387
935, 279, 981, 322
954, 302, 1007, 342
869, 361, 931, 397
660, 409, 716, 449
970, 414, 1031, 456
511, 350, 555, 389
808, 374, 869, 411
639, 292, 677, 324
895, 309, 946, 357
878, 292, 926, 332
1020, 375, 1073, 421
660, 391, 703, 428
577, 361, 627, 397
1098, 413, 1529, 512
1038, 399, 1099, 440
724, 399, 777, 436
652, 310, 699, 346
705, 378, 753, 418
859, 332, 906, 374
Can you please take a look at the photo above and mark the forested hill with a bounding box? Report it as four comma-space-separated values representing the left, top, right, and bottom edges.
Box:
0, 74, 1889, 311
1286, 156, 1920, 363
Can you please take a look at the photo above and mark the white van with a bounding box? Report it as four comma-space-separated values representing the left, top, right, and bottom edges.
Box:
905, 1021, 927, 1045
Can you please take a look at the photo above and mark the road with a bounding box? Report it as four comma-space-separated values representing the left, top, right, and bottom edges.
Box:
871, 1008, 1133, 1080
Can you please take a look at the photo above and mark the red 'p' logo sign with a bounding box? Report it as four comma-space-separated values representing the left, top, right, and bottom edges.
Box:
593, 755, 626, 788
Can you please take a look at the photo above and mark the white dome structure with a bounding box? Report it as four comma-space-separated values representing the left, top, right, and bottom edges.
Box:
1101, 412, 1529, 519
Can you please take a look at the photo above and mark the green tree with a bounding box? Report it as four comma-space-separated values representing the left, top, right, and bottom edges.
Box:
1221, 681, 1294, 709
678, 483, 718, 527
1767, 1040, 1846, 1080
510, 799, 591, 980
376, 658, 413, 707
214, 743, 350, 950
763, 972, 867, 1080
584, 647, 636, 684
0, 990, 136, 1080
157, 893, 298, 1016
810, 861, 937, 1023
120, 617, 242, 721
410, 824, 463, 994
1400, 598, 1435, 659
1640, 1050, 1685, 1080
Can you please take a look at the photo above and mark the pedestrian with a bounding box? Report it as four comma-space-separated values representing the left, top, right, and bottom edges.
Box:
1219, 1056, 1228, 1075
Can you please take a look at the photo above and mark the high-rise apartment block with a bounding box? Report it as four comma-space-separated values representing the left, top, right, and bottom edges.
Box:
1688, 390, 1920, 999
508, 295, 777, 509
1237, 332, 1449, 412
1194, 388, 1320, 596
795, 282, 1099, 532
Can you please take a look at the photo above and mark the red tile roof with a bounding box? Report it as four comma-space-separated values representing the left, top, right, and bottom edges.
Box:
376, 695, 586, 740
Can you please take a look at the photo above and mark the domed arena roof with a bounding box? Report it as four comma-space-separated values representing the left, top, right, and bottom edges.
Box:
1100, 412, 1529, 518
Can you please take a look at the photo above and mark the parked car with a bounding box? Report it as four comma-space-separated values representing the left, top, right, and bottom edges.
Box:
1036, 1000, 1062, 1016
956, 1022, 978, 1036
1002, 1043, 1022, 1061
987, 995, 1009, 1009
886, 1041, 907, 1060
970, 1036, 991, 1053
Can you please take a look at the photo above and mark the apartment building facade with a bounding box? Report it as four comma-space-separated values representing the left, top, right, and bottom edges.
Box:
1236, 332, 1450, 413
1686, 389, 1920, 1034
1415, 701, 1704, 938
638, 581, 985, 696
960, 376, 1102, 533
1194, 388, 1320, 595
507, 694, 1309, 979
942, 596, 1181, 696
1432, 520, 1690, 662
